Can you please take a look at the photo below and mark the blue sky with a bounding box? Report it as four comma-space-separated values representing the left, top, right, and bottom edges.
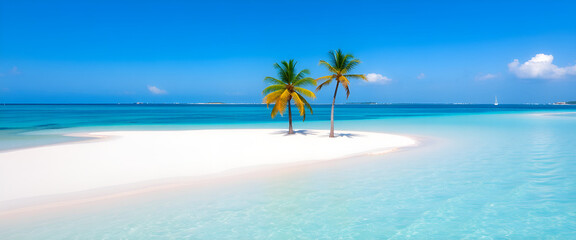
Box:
1, 0, 575, 103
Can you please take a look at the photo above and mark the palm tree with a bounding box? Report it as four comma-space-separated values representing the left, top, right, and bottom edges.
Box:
263, 60, 316, 134
316, 49, 366, 138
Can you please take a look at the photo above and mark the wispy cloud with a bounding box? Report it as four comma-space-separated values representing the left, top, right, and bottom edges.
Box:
508, 54, 576, 79
475, 73, 497, 81
10, 66, 20, 75
0, 66, 20, 77
365, 73, 391, 84
147, 86, 167, 95
417, 73, 425, 79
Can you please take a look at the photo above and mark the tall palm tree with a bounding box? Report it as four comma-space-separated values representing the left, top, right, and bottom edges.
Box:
316, 49, 366, 138
263, 60, 316, 134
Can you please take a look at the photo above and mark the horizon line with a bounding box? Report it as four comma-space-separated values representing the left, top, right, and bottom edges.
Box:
0, 102, 570, 105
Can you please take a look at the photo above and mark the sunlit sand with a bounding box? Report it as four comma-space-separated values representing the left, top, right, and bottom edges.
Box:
0, 129, 416, 204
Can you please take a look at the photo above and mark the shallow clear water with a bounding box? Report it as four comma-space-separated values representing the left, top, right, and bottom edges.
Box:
1, 104, 575, 239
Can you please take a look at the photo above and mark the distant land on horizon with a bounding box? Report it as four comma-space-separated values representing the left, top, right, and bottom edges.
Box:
555, 101, 576, 105
2, 102, 576, 106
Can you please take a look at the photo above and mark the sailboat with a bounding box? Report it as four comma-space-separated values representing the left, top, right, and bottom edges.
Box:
494, 96, 499, 106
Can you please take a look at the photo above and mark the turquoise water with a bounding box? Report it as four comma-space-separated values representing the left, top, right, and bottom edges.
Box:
1, 104, 575, 239
0, 104, 573, 151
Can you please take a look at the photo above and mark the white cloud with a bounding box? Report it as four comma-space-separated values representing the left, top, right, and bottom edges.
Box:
365, 73, 391, 84
508, 54, 576, 79
147, 86, 167, 95
417, 73, 425, 79
475, 73, 497, 81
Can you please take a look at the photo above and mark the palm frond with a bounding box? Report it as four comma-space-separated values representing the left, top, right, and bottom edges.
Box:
262, 84, 286, 95
336, 50, 353, 70
316, 75, 333, 82
341, 59, 360, 74
294, 87, 316, 99
344, 74, 367, 81
263, 89, 285, 106
264, 77, 284, 85
338, 76, 351, 98
319, 60, 338, 73
273, 62, 290, 84
328, 49, 343, 69
297, 92, 313, 116
293, 77, 316, 87
282, 60, 294, 83
316, 79, 332, 92
270, 89, 291, 118
338, 75, 350, 87
315, 79, 333, 92
291, 92, 306, 117
325, 49, 360, 74
279, 88, 291, 101
270, 98, 288, 118
295, 69, 310, 80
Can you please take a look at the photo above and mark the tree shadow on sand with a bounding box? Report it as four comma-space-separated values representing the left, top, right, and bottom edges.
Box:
334, 133, 361, 138
271, 129, 319, 136
271, 130, 362, 138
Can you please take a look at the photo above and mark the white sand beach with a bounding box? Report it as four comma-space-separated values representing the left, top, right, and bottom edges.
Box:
0, 129, 416, 204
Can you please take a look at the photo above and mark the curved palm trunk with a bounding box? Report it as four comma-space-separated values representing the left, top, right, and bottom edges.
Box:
329, 81, 340, 138
288, 99, 294, 134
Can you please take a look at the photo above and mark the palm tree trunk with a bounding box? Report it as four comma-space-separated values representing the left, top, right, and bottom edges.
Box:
288, 99, 294, 134
329, 81, 340, 138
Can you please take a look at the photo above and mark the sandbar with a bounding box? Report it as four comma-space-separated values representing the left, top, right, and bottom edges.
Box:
0, 129, 416, 205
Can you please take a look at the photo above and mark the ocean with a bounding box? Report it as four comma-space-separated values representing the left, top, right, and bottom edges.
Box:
1, 104, 575, 239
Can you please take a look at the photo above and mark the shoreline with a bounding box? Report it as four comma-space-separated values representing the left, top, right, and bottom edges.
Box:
0, 129, 417, 214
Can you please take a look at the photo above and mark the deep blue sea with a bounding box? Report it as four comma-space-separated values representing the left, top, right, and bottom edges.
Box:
1, 104, 575, 239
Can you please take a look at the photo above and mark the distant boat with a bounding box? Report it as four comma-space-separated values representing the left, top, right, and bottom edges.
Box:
494, 96, 499, 106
